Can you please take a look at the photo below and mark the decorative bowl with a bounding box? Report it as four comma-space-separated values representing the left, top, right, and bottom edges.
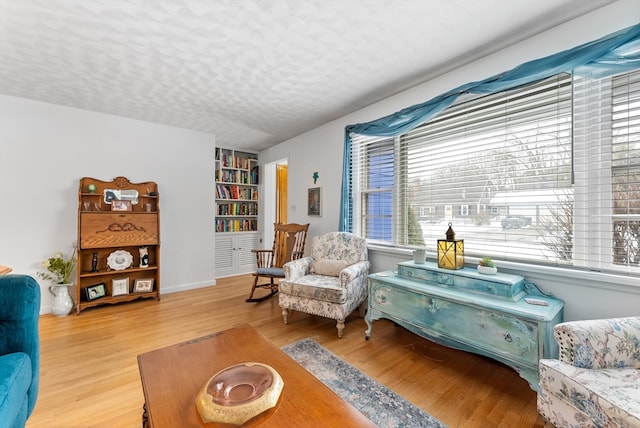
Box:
196, 362, 284, 425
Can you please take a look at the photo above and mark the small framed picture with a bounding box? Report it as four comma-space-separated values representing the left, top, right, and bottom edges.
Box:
85, 283, 106, 301
112, 278, 129, 296
134, 278, 154, 293
308, 187, 322, 216
111, 199, 132, 211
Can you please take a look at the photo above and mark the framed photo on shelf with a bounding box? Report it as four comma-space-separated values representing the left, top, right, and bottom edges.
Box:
85, 283, 106, 301
112, 278, 129, 296
308, 187, 322, 216
111, 199, 132, 211
133, 278, 154, 293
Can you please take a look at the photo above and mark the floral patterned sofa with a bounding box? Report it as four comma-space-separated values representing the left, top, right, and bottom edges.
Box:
279, 231, 370, 338
537, 316, 640, 428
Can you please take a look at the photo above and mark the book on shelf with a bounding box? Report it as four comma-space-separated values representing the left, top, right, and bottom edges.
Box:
215, 218, 257, 232
216, 202, 258, 216
216, 185, 260, 201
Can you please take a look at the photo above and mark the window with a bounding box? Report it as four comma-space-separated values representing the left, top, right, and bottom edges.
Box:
354, 138, 395, 243
350, 70, 639, 275
573, 70, 640, 271
611, 72, 640, 268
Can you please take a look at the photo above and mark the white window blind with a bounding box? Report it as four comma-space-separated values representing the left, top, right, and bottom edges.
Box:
574, 69, 640, 274
402, 74, 573, 262
351, 70, 640, 275
351, 136, 395, 245
612, 71, 640, 270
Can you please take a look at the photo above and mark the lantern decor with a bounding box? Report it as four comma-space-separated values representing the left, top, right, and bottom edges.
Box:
437, 223, 464, 270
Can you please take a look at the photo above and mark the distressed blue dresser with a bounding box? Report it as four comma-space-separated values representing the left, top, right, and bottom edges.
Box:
365, 261, 564, 390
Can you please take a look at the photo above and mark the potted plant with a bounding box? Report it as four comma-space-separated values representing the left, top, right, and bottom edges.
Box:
38, 247, 77, 316
477, 256, 497, 275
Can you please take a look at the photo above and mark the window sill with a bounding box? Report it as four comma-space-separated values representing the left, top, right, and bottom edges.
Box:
368, 244, 640, 291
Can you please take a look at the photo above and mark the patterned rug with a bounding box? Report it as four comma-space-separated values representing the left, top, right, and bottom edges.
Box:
282, 338, 447, 428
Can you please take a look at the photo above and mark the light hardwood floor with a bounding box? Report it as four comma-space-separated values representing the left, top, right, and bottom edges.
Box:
27, 274, 545, 428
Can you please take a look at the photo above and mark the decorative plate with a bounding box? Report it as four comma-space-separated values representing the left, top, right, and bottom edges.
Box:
107, 250, 133, 271
196, 362, 284, 425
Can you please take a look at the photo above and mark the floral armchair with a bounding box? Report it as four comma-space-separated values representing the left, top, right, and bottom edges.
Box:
537, 316, 640, 428
279, 232, 370, 338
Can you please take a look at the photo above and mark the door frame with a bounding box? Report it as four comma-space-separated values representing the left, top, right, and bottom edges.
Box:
263, 158, 288, 248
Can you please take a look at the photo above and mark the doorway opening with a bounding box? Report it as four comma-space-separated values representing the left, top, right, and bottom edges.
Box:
264, 158, 288, 246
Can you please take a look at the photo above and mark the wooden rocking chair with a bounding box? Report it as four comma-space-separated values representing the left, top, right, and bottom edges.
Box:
246, 223, 309, 302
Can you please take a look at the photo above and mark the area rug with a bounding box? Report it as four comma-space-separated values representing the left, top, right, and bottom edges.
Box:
282, 338, 447, 428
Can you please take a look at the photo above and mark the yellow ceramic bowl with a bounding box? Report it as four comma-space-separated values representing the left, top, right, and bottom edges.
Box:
196, 362, 284, 425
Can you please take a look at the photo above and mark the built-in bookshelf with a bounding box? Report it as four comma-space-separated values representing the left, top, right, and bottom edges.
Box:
214, 148, 260, 277
215, 148, 259, 233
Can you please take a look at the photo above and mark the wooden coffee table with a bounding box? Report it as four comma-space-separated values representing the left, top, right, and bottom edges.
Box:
137, 324, 374, 427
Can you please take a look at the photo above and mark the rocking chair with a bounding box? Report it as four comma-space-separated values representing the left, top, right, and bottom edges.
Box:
246, 223, 309, 302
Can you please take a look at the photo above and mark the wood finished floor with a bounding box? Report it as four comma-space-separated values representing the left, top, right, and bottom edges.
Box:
28, 274, 545, 428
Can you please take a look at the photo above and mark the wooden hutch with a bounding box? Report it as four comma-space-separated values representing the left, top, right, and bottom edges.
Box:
76, 176, 160, 314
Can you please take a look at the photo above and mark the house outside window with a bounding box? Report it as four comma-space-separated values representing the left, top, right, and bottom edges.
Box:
350, 70, 639, 275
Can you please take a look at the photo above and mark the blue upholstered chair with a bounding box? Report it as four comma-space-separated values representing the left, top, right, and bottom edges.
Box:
0, 275, 40, 428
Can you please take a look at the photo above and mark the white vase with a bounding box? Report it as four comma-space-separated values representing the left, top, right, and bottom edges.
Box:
49, 284, 74, 316
413, 249, 426, 264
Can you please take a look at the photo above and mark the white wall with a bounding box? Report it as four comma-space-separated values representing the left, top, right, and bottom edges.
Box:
0, 95, 217, 314
259, 0, 640, 321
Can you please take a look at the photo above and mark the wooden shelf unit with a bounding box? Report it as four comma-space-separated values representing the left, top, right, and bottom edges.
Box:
76, 176, 160, 314
215, 148, 259, 233
214, 148, 260, 277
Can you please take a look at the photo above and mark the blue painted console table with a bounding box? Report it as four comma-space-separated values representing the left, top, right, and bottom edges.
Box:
365, 261, 564, 390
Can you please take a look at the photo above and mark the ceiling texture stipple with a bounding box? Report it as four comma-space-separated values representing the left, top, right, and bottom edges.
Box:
0, 0, 614, 152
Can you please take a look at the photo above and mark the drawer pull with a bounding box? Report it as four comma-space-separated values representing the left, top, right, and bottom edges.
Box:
436, 273, 450, 283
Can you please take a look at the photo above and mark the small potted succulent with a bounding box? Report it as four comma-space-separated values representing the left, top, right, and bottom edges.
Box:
477, 256, 497, 275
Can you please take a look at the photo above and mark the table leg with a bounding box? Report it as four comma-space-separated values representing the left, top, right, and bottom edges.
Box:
142, 402, 149, 428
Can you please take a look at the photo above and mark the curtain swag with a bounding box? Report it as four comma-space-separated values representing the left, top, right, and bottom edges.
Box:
339, 23, 640, 232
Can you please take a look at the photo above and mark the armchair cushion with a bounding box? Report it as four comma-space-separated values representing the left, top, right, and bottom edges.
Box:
280, 275, 347, 303
310, 259, 348, 277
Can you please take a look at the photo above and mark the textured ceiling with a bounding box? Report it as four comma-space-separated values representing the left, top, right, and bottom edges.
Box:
0, 0, 614, 152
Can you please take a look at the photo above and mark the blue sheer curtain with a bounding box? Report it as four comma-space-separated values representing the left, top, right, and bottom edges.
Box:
339, 23, 640, 232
